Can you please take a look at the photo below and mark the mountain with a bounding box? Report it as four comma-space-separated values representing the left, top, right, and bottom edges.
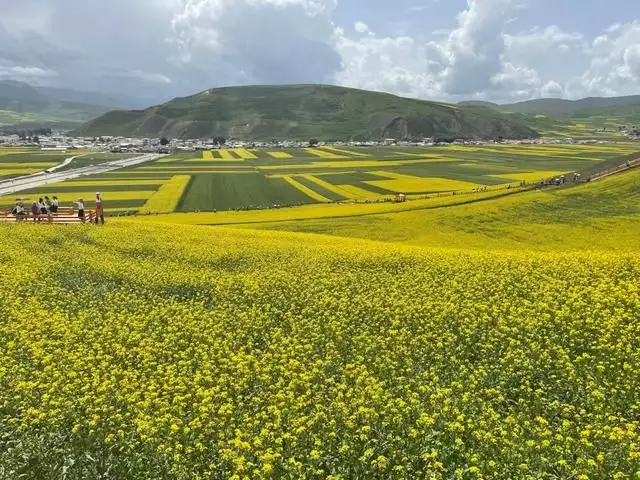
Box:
34, 86, 148, 109
461, 95, 640, 124
0, 80, 132, 128
74, 84, 539, 140
503, 96, 640, 118
458, 101, 501, 109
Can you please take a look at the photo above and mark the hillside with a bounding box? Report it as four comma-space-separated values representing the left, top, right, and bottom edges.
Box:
74, 84, 539, 140
503, 95, 640, 118
0, 80, 119, 128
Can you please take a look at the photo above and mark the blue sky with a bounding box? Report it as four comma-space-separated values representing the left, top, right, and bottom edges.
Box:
0, 0, 638, 104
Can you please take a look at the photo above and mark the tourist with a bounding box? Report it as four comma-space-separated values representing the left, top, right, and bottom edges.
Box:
76, 199, 85, 223
39, 198, 48, 216
12, 201, 25, 221
95, 192, 105, 225
51, 196, 59, 214
30, 201, 40, 222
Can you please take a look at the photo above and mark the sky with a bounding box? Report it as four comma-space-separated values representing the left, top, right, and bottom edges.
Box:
0, 0, 638, 105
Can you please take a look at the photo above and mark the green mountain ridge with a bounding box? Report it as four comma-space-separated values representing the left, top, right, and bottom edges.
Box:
459, 96, 640, 124
73, 84, 540, 140
0, 80, 121, 128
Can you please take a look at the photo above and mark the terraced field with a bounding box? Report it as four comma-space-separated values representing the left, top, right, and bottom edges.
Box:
2, 144, 638, 215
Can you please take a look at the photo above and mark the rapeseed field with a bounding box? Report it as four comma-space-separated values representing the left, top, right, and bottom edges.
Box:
0, 219, 638, 479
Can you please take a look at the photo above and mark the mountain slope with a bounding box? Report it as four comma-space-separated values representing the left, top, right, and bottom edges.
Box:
0, 80, 118, 127
503, 96, 640, 118
74, 84, 539, 140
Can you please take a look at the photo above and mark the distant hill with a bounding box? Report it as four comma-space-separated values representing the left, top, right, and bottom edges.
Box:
458, 101, 501, 109
462, 95, 640, 124
0, 80, 138, 128
503, 96, 640, 118
74, 84, 539, 140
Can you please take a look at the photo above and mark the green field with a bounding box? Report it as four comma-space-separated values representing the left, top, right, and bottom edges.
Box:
178, 173, 313, 211
2, 144, 638, 214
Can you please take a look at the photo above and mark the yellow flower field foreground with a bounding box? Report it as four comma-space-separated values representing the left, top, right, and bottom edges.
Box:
0, 222, 638, 478
139, 175, 191, 214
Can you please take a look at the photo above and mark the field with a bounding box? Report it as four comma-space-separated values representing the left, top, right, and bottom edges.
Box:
3, 143, 637, 215
1, 167, 640, 477
0, 148, 73, 180
1, 145, 640, 478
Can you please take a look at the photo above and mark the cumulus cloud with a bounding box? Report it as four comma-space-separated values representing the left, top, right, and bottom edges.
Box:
438, 0, 524, 95
0, 0, 638, 105
169, 0, 341, 85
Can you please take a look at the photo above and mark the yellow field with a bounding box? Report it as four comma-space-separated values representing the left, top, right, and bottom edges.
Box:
491, 170, 572, 183
258, 158, 460, 171
0, 162, 58, 168
0, 191, 154, 208
229, 148, 257, 160
61, 179, 170, 187
202, 151, 214, 160
282, 176, 330, 202
267, 151, 293, 159
139, 176, 191, 214
295, 175, 382, 200
304, 148, 346, 159
219, 149, 236, 160
365, 172, 479, 193
2, 205, 638, 477
319, 146, 369, 157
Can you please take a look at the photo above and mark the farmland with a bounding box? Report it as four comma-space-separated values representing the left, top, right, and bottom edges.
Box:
1, 138, 640, 478
1, 173, 640, 477
0, 147, 74, 180
3, 143, 638, 215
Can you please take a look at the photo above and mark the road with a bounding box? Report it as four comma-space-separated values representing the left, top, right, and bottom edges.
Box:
0, 153, 164, 197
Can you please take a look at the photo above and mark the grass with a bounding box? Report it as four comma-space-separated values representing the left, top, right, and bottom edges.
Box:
177, 173, 316, 211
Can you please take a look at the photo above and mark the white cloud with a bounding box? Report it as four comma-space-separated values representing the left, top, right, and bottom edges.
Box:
0, 0, 638, 105
169, 0, 341, 85
0, 66, 57, 78
438, 0, 524, 96
354, 21, 369, 34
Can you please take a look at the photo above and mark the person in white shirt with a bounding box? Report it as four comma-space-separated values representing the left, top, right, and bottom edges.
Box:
76, 199, 85, 222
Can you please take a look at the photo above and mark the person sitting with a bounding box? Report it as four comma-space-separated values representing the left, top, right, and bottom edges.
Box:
51, 196, 59, 214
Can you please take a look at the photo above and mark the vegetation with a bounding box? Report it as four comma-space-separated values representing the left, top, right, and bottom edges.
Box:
1, 180, 639, 477
3, 144, 637, 214
73, 84, 539, 140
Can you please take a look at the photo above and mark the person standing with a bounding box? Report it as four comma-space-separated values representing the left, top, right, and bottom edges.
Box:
51, 196, 59, 214
12, 201, 25, 221
30, 201, 40, 222
39, 198, 48, 216
76, 199, 85, 223
95, 192, 105, 225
